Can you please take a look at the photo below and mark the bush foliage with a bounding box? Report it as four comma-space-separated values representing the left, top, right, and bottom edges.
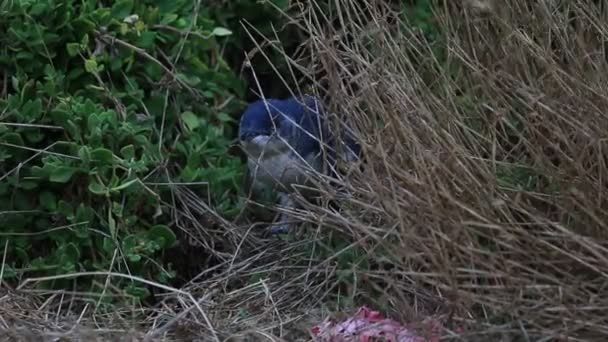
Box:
0, 0, 295, 298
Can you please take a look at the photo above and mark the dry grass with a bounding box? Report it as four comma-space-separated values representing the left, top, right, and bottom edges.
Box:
4, 0, 608, 341
291, 0, 608, 340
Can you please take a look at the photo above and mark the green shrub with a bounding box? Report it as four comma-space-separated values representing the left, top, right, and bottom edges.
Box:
0, 0, 248, 299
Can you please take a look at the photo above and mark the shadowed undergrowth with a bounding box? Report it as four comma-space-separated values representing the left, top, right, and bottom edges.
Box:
3, 0, 608, 341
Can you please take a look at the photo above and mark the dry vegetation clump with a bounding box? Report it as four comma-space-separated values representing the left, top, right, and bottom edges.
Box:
4, 0, 608, 341
0, 288, 146, 341
289, 0, 608, 340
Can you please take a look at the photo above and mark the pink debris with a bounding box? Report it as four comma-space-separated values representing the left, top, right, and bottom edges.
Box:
311, 306, 446, 342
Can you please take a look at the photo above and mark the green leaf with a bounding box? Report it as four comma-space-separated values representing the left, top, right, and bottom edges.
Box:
217, 112, 234, 123
99, 110, 118, 127
88, 180, 107, 195
143, 62, 162, 80
125, 284, 150, 299
137, 31, 156, 49
158, 0, 187, 14
49, 166, 76, 183
67, 67, 85, 80
61, 242, 81, 264
110, 58, 123, 71
81, 33, 90, 47
102, 238, 115, 254
57, 201, 73, 217
75, 204, 93, 223
134, 135, 147, 145
176, 73, 201, 86
87, 113, 100, 132
84, 58, 98, 73
77, 146, 90, 164
21, 98, 43, 120
30, 3, 48, 15
160, 13, 178, 25
127, 253, 142, 262
108, 210, 116, 238
211, 27, 232, 37
111, 0, 134, 19
15, 51, 33, 61
72, 17, 97, 34
25, 131, 44, 144
120, 145, 135, 160
187, 153, 201, 169
180, 165, 198, 182
1, 132, 24, 147
39, 192, 57, 211
147, 225, 176, 248
90, 147, 114, 163
14, 247, 29, 264
66, 43, 80, 57
180, 111, 200, 131
18, 181, 38, 190
11, 76, 19, 92
122, 234, 137, 252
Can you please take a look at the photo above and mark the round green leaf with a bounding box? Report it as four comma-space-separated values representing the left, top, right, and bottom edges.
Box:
60, 242, 81, 264
2, 132, 24, 146
88, 180, 106, 195
120, 145, 135, 160
90, 147, 114, 164
180, 111, 200, 131
111, 0, 134, 19
147, 225, 176, 249
84, 58, 98, 73
66, 43, 81, 57
49, 166, 77, 183
125, 284, 150, 299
